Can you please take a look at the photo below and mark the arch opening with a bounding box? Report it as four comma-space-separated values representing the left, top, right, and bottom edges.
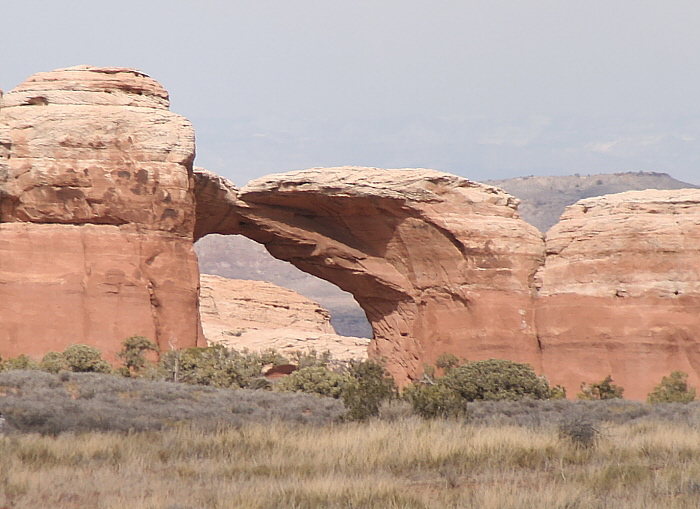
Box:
195, 233, 373, 338
192, 166, 545, 385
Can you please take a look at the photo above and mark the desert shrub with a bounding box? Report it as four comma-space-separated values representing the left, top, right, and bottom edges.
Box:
434, 353, 460, 373
578, 375, 624, 400
248, 377, 272, 390
549, 384, 567, 399
342, 360, 397, 421
277, 366, 349, 398
118, 335, 158, 374
2, 354, 39, 371
39, 351, 69, 374
158, 345, 287, 389
404, 358, 556, 418
289, 350, 334, 369
558, 413, 600, 449
62, 345, 111, 373
0, 371, 345, 434
403, 382, 466, 419
442, 359, 551, 402
377, 399, 414, 421
647, 371, 696, 404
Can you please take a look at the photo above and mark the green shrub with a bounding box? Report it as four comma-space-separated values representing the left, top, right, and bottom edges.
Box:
578, 375, 624, 400
442, 359, 551, 402
289, 350, 334, 369
647, 371, 696, 404
549, 384, 567, 400
434, 353, 460, 373
342, 360, 397, 421
3, 354, 39, 371
62, 345, 112, 373
118, 335, 158, 374
39, 351, 69, 374
277, 366, 349, 398
403, 382, 466, 419
158, 345, 287, 389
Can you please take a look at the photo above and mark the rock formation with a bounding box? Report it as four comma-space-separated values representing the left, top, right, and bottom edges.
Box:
536, 189, 700, 399
195, 169, 700, 398
0, 66, 204, 361
4, 66, 700, 400
194, 167, 546, 385
199, 274, 369, 361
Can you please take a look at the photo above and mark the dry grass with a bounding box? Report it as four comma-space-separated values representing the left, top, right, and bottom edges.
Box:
3, 371, 700, 508
2, 418, 700, 508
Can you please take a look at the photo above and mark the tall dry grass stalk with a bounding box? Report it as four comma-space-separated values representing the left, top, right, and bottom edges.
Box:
2, 418, 700, 508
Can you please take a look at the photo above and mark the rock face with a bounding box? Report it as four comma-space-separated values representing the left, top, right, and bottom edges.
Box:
194, 167, 546, 384
0, 66, 204, 361
199, 274, 369, 361
4, 66, 700, 400
195, 169, 700, 398
536, 189, 700, 399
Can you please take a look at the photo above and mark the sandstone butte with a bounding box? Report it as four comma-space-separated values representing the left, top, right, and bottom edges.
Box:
2, 66, 700, 399
535, 190, 700, 399
0, 66, 205, 360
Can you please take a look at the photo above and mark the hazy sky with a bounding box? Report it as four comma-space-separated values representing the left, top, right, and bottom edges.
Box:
3, 1, 700, 185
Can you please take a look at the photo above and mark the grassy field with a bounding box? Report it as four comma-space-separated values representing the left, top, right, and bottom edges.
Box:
2, 371, 700, 508
2, 418, 700, 508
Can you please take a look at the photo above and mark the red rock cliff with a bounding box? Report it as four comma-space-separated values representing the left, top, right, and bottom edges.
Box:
536, 189, 700, 399
0, 66, 204, 360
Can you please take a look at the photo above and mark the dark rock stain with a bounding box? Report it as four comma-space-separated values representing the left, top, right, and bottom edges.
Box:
160, 209, 178, 220
56, 188, 85, 201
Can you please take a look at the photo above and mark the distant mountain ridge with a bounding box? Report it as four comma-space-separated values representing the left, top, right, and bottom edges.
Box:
486, 171, 699, 232
196, 170, 698, 338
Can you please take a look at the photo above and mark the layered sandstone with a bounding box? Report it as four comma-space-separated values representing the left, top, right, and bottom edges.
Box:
199, 274, 369, 361
5, 66, 700, 400
194, 167, 546, 384
536, 189, 700, 399
0, 66, 203, 360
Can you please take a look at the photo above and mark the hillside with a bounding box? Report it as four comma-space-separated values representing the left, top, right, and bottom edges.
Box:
486, 171, 699, 232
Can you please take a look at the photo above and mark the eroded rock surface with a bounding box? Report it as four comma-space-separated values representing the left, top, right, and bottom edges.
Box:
536, 189, 700, 399
5, 66, 700, 399
195, 167, 546, 384
0, 66, 203, 360
199, 274, 369, 361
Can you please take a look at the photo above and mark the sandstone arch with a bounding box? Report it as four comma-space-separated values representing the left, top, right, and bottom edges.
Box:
193, 170, 700, 397
4, 66, 700, 399
193, 167, 546, 384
